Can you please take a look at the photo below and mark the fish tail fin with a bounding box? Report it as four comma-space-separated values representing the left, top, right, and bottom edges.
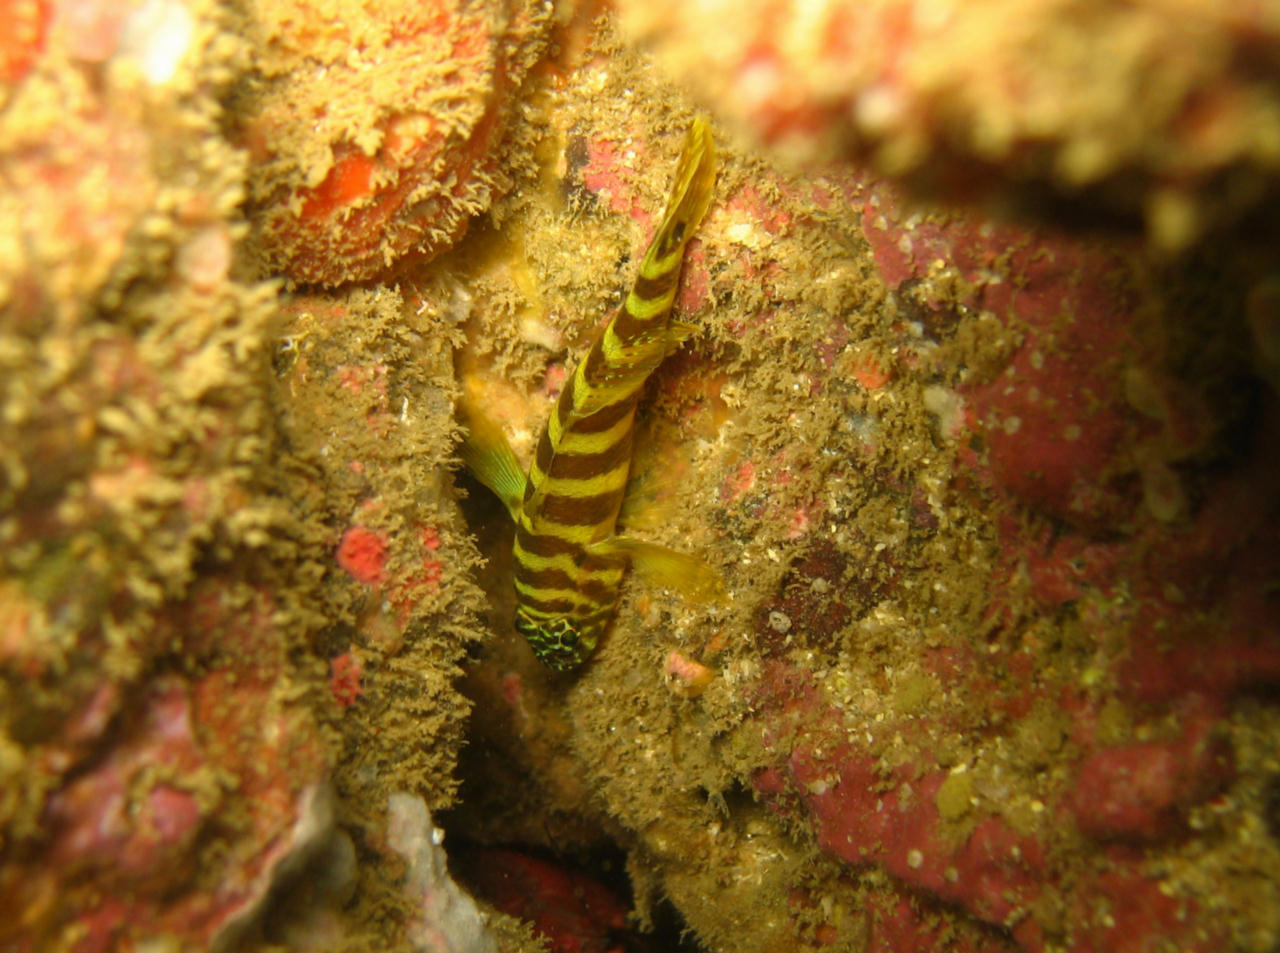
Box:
639, 117, 717, 280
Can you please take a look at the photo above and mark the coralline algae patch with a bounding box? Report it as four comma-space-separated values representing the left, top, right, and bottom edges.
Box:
861, 183, 1280, 703
450, 846, 630, 953
729, 188, 1280, 950
234, 0, 553, 287
10, 585, 332, 951
751, 654, 1239, 951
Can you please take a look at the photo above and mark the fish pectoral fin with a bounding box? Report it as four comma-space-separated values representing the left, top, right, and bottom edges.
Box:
666, 319, 700, 354
616, 444, 689, 535
616, 474, 679, 535
458, 405, 528, 520
591, 536, 727, 605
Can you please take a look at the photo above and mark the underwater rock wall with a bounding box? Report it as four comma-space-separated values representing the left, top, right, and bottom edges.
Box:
617, 0, 1280, 249
0, 0, 339, 947
1, 2, 1278, 952
446, 13, 1280, 953
0, 0, 497, 949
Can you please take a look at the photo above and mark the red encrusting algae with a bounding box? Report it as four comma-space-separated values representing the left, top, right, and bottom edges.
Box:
336, 525, 390, 587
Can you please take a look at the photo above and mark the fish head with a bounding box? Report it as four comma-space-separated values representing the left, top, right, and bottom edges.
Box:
514, 607, 604, 671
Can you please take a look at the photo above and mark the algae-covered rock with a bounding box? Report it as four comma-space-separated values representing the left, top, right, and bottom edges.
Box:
0, 1, 491, 950
618, 0, 1280, 249
441, 16, 1280, 953
233, 0, 554, 286
4, 3, 1279, 953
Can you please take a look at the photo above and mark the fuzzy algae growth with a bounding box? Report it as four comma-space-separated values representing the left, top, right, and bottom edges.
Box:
0, 1, 504, 950
0, 1, 337, 947
444, 18, 1280, 953
4, 3, 1280, 953
232, 0, 553, 286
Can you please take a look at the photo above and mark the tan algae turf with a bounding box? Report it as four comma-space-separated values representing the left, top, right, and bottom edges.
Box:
0, 0, 263, 819
261, 282, 507, 946
0, 1, 510, 948
437, 17, 1280, 953
0, 1, 340, 947
270, 284, 488, 806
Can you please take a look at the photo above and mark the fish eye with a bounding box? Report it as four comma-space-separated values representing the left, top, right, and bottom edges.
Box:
514, 612, 596, 670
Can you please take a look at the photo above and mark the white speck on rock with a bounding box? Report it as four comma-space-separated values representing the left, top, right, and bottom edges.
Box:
120, 0, 195, 85
387, 792, 499, 953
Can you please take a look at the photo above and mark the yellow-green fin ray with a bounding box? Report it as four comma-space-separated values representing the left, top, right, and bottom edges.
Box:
590, 536, 727, 605
459, 407, 528, 520
642, 118, 717, 275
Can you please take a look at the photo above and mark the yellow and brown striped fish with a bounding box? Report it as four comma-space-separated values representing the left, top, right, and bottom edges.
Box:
460, 118, 724, 671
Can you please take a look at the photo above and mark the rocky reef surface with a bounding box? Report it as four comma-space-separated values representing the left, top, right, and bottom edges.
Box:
2, 1, 1278, 952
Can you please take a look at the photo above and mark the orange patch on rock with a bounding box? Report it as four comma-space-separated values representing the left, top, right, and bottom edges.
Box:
336, 526, 389, 586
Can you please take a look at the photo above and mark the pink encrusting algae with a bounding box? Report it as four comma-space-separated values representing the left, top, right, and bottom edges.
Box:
337, 525, 391, 586
330, 651, 365, 709
237, 0, 554, 286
